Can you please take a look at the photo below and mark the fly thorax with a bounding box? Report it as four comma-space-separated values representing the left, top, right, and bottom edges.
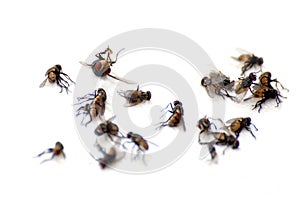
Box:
48, 72, 56, 83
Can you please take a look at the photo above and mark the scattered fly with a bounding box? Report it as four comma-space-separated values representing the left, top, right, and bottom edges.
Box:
201, 71, 235, 100
158, 100, 186, 131
75, 88, 107, 126
118, 85, 151, 106
34, 142, 66, 164
39, 64, 75, 93
91, 140, 125, 169
122, 132, 157, 163
79, 46, 135, 84
232, 49, 263, 75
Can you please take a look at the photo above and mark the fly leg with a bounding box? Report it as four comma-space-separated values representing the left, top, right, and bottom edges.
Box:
34, 148, 53, 158
253, 97, 267, 113
61, 72, 75, 84
245, 126, 256, 139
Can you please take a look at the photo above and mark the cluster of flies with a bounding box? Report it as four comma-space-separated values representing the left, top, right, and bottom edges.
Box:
35, 47, 288, 167
201, 49, 288, 112
198, 49, 288, 160
35, 47, 185, 168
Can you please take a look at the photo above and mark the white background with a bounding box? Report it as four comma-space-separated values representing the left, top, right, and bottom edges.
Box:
0, 0, 299, 199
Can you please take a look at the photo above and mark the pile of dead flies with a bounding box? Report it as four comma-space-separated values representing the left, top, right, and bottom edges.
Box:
35, 47, 288, 168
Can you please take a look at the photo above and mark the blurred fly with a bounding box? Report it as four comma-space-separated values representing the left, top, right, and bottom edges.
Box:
34, 142, 66, 164
232, 49, 264, 75
91, 140, 125, 169
200, 131, 239, 157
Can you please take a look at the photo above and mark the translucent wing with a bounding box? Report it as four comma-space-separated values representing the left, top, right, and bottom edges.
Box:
181, 117, 186, 132
209, 71, 226, 84
108, 74, 136, 84
79, 61, 93, 67
225, 118, 242, 124
204, 85, 216, 98
236, 48, 252, 54
234, 89, 248, 103
39, 78, 48, 88
199, 144, 210, 160
118, 90, 136, 100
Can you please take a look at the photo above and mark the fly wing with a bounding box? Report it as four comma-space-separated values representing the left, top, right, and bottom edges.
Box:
94, 124, 105, 136
236, 48, 252, 55
226, 118, 241, 124
181, 117, 186, 132
39, 78, 48, 88
199, 144, 210, 160
118, 90, 136, 101
210, 71, 228, 86
108, 74, 136, 84
234, 89, 248, 103
199, 130, 215, 143
205, 85, 216, 98
79, 61, 93, 67
231, 49, 252, 62
209, 71, 224, 83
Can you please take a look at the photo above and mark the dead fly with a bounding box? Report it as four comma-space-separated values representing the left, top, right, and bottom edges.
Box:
94, 116, 124, 142
200, 131, 239, 156
221, 117, 258, 139
91, 141, 125, 169
79, 46, 135, 84
117, 85, 151, 106
201, 71, 235, 100
40, 64, 75, 94
34, 142, 66, 164
122, 132, 157, 163
231, 49, 264, 75
244, 86, 286, 113
157, 100, 186, 131
75, 88, 107, 126
234, 72, 257, 102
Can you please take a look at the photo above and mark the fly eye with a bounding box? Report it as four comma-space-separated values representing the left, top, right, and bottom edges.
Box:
223, 79, 230, 85
55, 142, 64, 149
55, 64, 62, 71
258, 58, 264, 65
201, 77, 210, 86
232, 140, 239, 149
250, 73, 257, 80
146, 91, 151, 100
